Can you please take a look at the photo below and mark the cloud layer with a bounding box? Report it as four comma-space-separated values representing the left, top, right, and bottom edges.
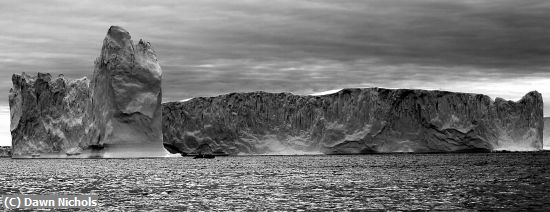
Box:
0, 0, 549, 121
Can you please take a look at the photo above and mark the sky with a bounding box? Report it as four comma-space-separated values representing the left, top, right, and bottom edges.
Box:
1, 0, 549, 146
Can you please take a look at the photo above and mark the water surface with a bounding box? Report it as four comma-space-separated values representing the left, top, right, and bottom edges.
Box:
1, 153, 549, 211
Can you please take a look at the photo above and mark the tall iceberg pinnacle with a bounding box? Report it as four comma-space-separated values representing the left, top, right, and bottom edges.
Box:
89, 26, 165, 153
9, 26, 168, 158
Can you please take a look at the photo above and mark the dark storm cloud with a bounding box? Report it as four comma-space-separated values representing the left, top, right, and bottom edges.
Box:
155, 0, 550, 69
0, 0, 549, 115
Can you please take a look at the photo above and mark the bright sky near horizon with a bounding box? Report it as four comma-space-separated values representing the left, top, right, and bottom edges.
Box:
0, 106, 10, 146
1, 0, 550, 146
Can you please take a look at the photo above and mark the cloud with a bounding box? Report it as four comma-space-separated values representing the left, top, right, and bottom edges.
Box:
0, 0, 549, 117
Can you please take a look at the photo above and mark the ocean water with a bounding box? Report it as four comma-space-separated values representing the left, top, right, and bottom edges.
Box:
1, 153, 549, 211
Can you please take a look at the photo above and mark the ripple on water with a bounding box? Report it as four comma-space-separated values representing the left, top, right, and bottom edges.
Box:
1, 153, 550, 211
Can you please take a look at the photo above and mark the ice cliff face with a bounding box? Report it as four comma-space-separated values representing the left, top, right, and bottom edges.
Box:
90, 26, 163, 147
544, 117, 550, 149
0, 146, 11, 157
162, 88, 543, 155
9, 26, 167, 158
9, 73, 92, 156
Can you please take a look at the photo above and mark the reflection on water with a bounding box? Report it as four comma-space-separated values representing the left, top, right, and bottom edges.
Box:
12, 143, 175, 158
1, 153, 549, 211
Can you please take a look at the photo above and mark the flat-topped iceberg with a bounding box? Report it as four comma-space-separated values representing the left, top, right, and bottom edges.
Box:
162, 88, 543, 155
